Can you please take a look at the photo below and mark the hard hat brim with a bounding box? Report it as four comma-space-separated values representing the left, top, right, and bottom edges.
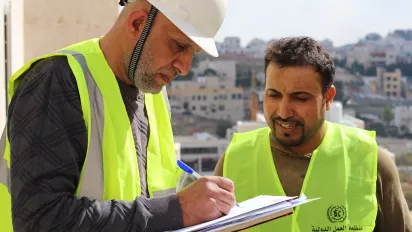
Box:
150, 2, 219, 57
188, 36, 219, 57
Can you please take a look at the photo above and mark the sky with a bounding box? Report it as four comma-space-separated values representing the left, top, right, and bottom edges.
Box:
214, 0, 412, 47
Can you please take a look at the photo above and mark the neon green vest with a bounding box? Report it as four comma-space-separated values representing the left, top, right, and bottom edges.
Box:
224, 121, 378, 232
0, 38, 182, 231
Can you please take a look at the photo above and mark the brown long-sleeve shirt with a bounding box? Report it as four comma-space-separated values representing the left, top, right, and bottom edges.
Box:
214, 133, 412, 232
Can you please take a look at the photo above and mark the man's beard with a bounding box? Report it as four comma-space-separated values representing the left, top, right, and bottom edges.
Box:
272, 116, 325, 147
122, 44, 160, 94
133, 45, 158, 93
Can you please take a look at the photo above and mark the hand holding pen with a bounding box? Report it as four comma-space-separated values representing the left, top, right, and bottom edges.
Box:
176, 160, 238, 227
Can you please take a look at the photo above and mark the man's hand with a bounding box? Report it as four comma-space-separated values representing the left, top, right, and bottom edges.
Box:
177, 176, 236, 227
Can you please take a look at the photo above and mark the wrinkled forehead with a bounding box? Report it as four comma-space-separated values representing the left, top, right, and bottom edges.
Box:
265, 64, 323, 93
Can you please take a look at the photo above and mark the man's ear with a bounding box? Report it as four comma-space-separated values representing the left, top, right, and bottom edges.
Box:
325, 85, 336, 111
125, 9, 149, 40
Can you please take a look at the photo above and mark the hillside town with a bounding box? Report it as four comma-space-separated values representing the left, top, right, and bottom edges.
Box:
1, 2, 412, 227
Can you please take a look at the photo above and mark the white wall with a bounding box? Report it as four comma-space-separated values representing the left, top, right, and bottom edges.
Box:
0, 0, 6, 130
10, 0, 23, 74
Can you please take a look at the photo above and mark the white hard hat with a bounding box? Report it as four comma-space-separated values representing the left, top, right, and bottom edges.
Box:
148, 0, 226, 57
116, 0, 224, 57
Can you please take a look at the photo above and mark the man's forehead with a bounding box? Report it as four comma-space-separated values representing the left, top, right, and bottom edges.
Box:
266, 65, 322, 92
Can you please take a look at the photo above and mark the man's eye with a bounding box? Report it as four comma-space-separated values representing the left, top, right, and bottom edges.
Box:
174, 42, 185, 51
297, 98, 309, 102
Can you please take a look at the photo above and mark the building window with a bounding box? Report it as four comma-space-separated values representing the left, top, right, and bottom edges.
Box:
181, 147, 218, 155
387, 84, 391, 88
200, 106, 207, 111
198, 95, 201, 100
192, 106, 196, 110
393, 92, 397, 96
203, 96, 206, 101
219, 105, 225, 111
192, 96, 195, 100
387, 77, 391, 81
393, 85, 397, 89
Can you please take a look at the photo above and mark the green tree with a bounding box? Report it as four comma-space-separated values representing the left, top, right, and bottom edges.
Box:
349, 61, 365, 75
216, 119, 233, 138
333, 81, 345, 101
203, 68, 217, 76
367, 122, 388, 137
383, 105, 394, 126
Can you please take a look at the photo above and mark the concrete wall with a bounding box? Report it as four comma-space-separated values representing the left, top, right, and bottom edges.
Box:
11, 0, 118, 69
0, 1, 6, 130
3, 0, 119, 127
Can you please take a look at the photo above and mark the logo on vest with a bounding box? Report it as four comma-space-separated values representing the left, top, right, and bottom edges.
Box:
327, 205, 347, 223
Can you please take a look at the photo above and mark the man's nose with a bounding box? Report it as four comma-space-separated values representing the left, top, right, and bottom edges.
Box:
277, 99, 294, 119
172, 51, 193, 76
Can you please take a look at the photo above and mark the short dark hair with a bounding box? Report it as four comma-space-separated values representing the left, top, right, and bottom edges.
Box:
264, 36, 335, 94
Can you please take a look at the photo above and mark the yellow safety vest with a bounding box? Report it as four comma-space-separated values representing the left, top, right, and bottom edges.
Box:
0, 38, 182, 231
224, 121, 378, 232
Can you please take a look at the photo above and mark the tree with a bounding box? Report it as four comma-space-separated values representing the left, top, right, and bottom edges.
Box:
364, 66, 377, 76
333, 81, 345, 101
383, 105, 394, 126
367, 122, 388, 137
350, 61, 365, 75
203, 68, 217, 76
216, 119, 233, 138
401, 125, 410, 135
333, 57, 347, 68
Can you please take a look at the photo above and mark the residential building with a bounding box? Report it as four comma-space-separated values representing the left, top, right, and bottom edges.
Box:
216, 36, 243, 55
394, 106, 412, 131
194, 59, 236, 83
377, 67, 402, 98
346, 44, 370, 67
198, 54, 266, 90
369, 50, 397, 67
174, 132, 230, 175
377, 137, 412, 156
168, 76, 245, 123
362, 77, 378, 94
244, 38, 267, 58
320, 39, 334, 51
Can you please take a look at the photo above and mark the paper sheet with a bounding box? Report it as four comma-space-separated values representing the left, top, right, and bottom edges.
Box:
173, 195, 315, 232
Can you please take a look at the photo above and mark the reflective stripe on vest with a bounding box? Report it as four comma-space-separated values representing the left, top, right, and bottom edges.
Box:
58, 50, 105, 199
57, 50, 174, 199
0, 128, 9, 192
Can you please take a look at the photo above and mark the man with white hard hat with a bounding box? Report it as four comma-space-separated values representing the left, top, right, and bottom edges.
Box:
0, 0, 234, 231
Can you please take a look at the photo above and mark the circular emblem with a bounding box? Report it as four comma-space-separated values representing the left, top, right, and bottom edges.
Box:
327, 205, 347, 223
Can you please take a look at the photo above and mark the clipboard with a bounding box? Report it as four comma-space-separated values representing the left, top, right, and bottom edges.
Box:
173, 194, 319, 232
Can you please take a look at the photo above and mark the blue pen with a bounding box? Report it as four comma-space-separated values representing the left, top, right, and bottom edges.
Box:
177, 160, 240, 207
177, 160, 202, 179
